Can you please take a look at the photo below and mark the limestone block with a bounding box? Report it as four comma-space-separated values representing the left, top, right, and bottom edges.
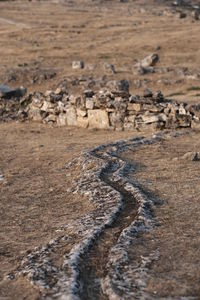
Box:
127, 103, 141, 112
28, 107, 43, 121
124, 122, 135, 131
43, 114, 57, 123
72, 60, 84, 69
88, 109, 110, 129
41, 100, 55, 111
110, 112, 125, 130
127, 115, 136, 123
77, 116, 89, 128
66, 107, 77, 126
57, 113, 68, 126
77, 109, 87, 117
141, 114, 159, 124
86, 99, 94, 110
158, 113, 167, 122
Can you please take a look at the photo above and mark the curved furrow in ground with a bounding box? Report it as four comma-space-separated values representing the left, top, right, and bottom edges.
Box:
10, 130, 189, 299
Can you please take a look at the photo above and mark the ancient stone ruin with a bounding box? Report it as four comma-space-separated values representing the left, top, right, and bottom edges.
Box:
19, 80, 200, 131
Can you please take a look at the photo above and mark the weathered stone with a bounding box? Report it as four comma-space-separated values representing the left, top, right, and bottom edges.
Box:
86, 98, 94, 110
66, 107, 77, 126
127, 103, 141, 112
41, 100, 55, 112
28, 107, 43, 121
142, 104, 163, 113
124, 122, 135, 131
143, 89, 153, 98
181, 151, 200, 161
126, 115, 136, 123
141, 53, 159, 68
141, 114, 159, 124
106, 80, 129, 93
113, 101, 127, 112
88, 109, 110, 129
77, 109, 87, 117
133, 65, 155, 75
0, 85, 26, 99
176, 114, 191, 127
83, 90, 94, 98
77, 116, 89, 128
179, 11, 187, 18
110, 112, 125, 130
31, 97, 43, 108
179, 104, 187, 115
57, 113, 68, 126
104, 63, 115, 74
191, 120, 200, 130
43, 114, 57, 123
72, 61, 84, 69
158, 113, 167, 122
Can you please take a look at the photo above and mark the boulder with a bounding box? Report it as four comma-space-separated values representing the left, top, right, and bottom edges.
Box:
88, 109, 110, 129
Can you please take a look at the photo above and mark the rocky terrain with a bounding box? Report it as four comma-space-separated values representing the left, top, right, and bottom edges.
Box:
1, 0, 200, 299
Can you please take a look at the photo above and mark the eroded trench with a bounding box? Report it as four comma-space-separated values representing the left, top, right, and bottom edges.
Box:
78, 156, 139, 299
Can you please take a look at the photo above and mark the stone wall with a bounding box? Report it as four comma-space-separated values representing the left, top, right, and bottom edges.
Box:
22, 83, 200, 131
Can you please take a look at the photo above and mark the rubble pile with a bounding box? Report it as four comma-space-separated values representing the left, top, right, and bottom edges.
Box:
20, 80, 200, 131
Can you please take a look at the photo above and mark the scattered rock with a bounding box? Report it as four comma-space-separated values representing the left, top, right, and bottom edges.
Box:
133, 65, 155, 75
140, 53, 159, 68
179, 11, 187, 18
106, 80, 129, 93
0, 85, 26, 99
179, 151, 200, 161
143, 89, 153, 98
104, 63, 116, 74
72, 61, 84, 70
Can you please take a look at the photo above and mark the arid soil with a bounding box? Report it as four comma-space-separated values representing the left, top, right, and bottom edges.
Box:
0, 122, 143, 299
1, 0, 200, 299
121, 130, 200, 298
1, 0, 200, 101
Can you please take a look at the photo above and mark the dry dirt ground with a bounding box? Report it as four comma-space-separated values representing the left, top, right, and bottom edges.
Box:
1, 0, 200, 299
121, 131, 200, 298
1, 0, 200, 100
0, 122, 144, 299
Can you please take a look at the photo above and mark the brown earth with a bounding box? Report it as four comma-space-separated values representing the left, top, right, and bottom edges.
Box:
1, 0, 200, 101
0, 122, 144, 299
1, 0, 200, 299
121, 130, 200, 298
